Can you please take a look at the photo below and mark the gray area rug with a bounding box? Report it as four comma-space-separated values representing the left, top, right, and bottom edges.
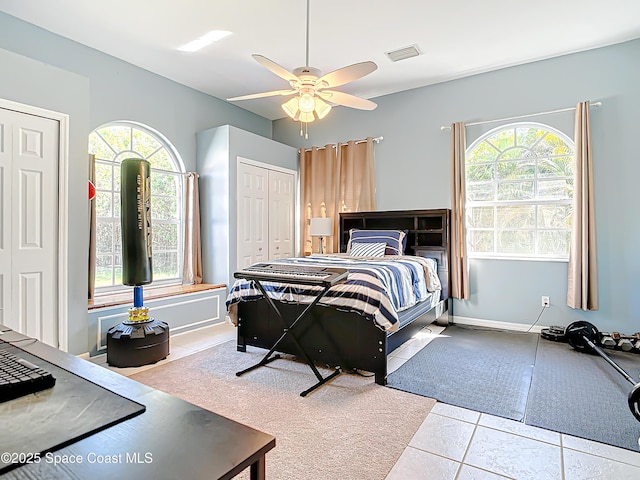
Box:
130, 339, 435, 480
527, 338, 640, 451
388, 325, 539, 421
387, 324, 640, 451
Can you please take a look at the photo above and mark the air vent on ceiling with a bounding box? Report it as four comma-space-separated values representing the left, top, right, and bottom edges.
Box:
385, 44, 421, 62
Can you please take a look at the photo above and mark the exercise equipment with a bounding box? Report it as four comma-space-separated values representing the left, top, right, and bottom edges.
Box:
565, 321, 640, 423
540, 326, 566, 342
106, 158, 169, 368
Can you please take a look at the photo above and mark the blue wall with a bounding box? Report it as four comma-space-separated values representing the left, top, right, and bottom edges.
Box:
274, 39, 640, 334
0, 12, 273, 354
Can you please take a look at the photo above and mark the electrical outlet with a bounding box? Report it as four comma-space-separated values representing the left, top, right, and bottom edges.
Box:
541, 296, 550, 307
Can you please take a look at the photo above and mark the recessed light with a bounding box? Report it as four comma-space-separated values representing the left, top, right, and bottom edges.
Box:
177, 30, 232, 52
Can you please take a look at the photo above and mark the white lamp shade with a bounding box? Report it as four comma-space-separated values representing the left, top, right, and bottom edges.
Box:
309, 217, 333, 237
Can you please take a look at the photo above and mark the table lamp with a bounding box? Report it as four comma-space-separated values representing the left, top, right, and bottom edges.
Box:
310, 217, 333, 254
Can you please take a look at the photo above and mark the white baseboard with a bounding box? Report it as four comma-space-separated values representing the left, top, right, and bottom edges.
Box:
451, 315, 549, 334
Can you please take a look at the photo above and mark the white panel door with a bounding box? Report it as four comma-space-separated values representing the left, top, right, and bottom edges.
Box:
0, 108, 58, 346
268, 170, 294, 260
237, 162, 268, 268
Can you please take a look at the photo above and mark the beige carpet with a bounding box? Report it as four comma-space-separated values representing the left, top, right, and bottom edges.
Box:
130, 340, 435, 480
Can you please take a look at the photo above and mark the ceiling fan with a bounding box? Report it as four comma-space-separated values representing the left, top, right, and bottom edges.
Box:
227, 0, 377, 137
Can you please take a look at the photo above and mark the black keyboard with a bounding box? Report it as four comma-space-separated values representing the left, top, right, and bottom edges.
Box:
0, 348, 56, 403
235, 263, 348, 287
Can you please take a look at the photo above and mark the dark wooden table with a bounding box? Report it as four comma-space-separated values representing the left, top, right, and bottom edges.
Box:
0, 327, 275, 479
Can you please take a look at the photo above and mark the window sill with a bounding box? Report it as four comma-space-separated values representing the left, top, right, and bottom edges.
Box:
88, 283, 226, 310
469, 255, 569, 263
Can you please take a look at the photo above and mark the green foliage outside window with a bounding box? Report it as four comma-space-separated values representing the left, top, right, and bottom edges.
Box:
465, 123, 574, 258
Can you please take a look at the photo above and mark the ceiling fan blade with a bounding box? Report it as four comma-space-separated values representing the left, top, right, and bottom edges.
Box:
316, 61, 377, 89
318, 90, 377, 110
252, 54, 299, 83
227, 89, 296, 101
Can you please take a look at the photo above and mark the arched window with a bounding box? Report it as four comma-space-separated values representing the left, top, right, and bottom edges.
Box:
89, 122, 184, 290
465, 122, 574, 259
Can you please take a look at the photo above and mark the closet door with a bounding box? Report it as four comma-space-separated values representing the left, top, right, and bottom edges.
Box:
237, 162, 268, 268
0, 108, 59, 346
268, 170, 294, 260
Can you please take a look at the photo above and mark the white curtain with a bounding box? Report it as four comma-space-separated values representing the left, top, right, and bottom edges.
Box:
182, 172, 203, 284
450, 122, 470, 300
567, 101, 598, 310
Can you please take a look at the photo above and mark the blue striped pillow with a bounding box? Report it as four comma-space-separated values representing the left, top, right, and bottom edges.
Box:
350, 241, 386, 257
348, 229, 407, 255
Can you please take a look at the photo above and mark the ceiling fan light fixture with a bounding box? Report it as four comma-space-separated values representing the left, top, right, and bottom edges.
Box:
298, 92, 316, 113
282, 97, 300, 119
314, 97, 331, 119
298, 111, 315, 123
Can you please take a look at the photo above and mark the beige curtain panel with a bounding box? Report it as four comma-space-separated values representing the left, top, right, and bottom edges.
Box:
450, 122, 470, 300
183, 172, 203, 284
88, 154, 96, 300
567, 101, 598, 310
300, 137, 376, 254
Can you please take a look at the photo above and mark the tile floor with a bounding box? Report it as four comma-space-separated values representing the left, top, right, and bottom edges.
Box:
91, 321, 640, 480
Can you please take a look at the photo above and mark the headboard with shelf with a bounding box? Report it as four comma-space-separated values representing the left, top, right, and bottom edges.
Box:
339, 209, 451, 299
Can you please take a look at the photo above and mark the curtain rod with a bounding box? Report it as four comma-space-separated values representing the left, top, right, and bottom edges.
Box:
440, 101, 602, 131
302, 136, 383, 152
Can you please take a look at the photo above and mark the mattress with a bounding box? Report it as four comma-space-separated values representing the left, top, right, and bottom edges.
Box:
226, 254, 440, 332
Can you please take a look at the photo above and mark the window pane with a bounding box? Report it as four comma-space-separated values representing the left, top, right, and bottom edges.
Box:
114, 222, 122, 253
538, 204, 572, 229
132, 128, 161, 158
95, 163, 112, 190
89, 133, 115, 161
496, 159, 535, 180
487, 130, 515, 150
151, 172, 178, 196
466, 164, 494, 182
515, 127, 544, 148
467, 183, 494, 201
96, 255, 113, 288
114, 165, 121, 191
497, 205, 535, 228
468, 230, 494, 253
114, 197, 121, 218
497, 181, 534, 200
537, 230, 570, 255
468, 207, 494, 228
97, 126, 131, 153
152, 223, 178, 250
96, 222, 114, 254
114, 254, 123, 286
153, 252, 178, 280
151, 197, 178, 220
148, 149, 174, 170
538, 179, 572, 200
95, 191, 112, 217
467, 142, 498, 163
538, 156, 573, 178
497, 147, 529, 161
497, 230, 534, 254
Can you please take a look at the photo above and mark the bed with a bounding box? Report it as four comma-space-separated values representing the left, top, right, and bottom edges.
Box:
227, 209, 450, 386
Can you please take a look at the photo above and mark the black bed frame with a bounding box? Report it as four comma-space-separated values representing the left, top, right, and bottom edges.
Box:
236, 209, 451, 386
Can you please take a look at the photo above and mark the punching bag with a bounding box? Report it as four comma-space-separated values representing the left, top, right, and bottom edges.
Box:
120, 158, 153, 286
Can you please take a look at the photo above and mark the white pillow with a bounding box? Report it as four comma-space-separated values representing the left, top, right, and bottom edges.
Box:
349, 241, 386, 257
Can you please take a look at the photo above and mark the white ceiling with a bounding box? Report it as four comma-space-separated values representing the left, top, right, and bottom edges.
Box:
2, 0, 640, 120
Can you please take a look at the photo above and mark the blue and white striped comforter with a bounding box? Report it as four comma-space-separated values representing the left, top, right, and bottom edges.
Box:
226, 254, 441, 332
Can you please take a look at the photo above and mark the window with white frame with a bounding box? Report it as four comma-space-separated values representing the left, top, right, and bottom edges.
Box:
465, 122, 574, 260
89, 122, 184, 291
